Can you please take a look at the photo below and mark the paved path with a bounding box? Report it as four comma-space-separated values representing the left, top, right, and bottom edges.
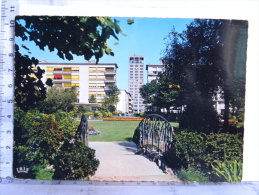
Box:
89, 142, 180, 182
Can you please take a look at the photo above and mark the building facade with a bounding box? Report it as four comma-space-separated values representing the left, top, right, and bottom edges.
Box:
146, 62, 164, 83
128, 55, 145, 114
116, 90, 133, 115
37, 60, 118, 109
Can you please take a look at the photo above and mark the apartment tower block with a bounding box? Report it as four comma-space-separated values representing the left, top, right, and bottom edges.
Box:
128, 55, 145, 114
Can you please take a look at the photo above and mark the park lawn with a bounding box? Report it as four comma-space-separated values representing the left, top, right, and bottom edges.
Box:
88, 120, 179, 142
88, 121, 140, 142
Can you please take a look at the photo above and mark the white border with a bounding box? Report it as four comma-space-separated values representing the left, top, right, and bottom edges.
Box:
14, 0, 259, 182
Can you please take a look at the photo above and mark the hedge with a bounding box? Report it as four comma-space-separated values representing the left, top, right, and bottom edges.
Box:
103, 117, 142, 121
164, 131, 243, 172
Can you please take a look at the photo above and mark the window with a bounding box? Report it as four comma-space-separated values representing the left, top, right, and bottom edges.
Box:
72, 83, 79, 87
46, 75, 53, 79
89, 67, 96, 72
89, 83, 96, 88
63, 75, 71, 80
97, 83, 105, 87
46, 67, 54, 72
55, 83, 62, 88
97, 67, 105, 72
53, 67, 62, 71
64, 83, 71, 88
54, 75, 62, 80
72, 67, 79, 72
97, 75, 105, 80
89, 91, 96, 95
72, 75, 80, 80
63, 67, 71, 72
89, 75, 96, 80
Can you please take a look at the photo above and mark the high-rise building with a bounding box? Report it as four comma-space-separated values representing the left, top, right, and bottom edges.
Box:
128, 55, 145, 114
37, 60, 117, 110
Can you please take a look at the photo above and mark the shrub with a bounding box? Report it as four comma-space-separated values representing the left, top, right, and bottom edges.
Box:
103, 117, 142, 121
178, 166, 209, 182
86, 112, 94, 117
14, 110, 99, 180
164, 130, 243, 178
94, 111, 103, 118
165, 131, 206, 169
53, 140, 99, 180
132, 126, 140, 146
211, 160, 242, 182
204, 133, 243, 167
33, 165, 54, 180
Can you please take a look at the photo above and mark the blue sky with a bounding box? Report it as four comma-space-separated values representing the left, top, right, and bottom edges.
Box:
16, 17, 194, 90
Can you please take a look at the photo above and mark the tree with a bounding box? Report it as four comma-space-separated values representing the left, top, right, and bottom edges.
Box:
103, 84, 120, 112
15, 16, 131, 110
140, 80, 160, 112
14, 44, 53, 111
89, 95, 97, 103
161, 19, 248, 132
40, 87, 77, 114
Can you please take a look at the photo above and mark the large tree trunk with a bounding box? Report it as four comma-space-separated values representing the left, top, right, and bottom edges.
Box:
223, 94, 230, 130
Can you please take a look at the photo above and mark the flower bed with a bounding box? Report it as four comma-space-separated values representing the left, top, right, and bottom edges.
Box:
103, 117, 142, 121
88, 126, 101, 135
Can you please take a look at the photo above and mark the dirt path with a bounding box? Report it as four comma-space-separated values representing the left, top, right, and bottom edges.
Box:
89, 142, 180, 182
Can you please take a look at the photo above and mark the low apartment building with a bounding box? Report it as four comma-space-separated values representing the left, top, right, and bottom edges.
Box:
116, 90, 133, 115
37, 60, 118, 109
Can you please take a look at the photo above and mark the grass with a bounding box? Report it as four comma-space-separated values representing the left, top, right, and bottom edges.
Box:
88, 121, 140, 142
88, 120, 179, 142
178, 167, 209, 182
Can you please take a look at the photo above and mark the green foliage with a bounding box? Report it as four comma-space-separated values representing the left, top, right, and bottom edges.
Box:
86, 111, 94, 117
33, 165, 54, 180
57, 118, 79, 139
14, 109, 99, 180
15, 16, 125, 62
103, 85, 120, 111
161, 19, 247, 131
15, 16, 129, 111
89, 94, 97, 103
165, 131, 243, 174
14, 45, 52, 111
40, 87, 77, 114
179, 101, 221, 134
211, 160, 242, 182
94, 111, 103, 118
165, 131, 206, 169
53, 140, 99, 180
178, 166, 209, 182
132, 126, 140, 146
204, 133, 243, 166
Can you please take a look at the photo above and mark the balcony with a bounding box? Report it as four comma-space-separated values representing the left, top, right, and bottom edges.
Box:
105, 77, 116, 83
105, 70, 116, 75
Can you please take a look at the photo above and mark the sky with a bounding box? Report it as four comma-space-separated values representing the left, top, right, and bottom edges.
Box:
16, 17, 194, 90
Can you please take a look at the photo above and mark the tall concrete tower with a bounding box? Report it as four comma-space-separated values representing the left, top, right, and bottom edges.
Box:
128, 55, 145, 114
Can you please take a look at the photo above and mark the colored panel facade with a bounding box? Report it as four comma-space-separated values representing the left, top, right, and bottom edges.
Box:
37, 61, 117, 105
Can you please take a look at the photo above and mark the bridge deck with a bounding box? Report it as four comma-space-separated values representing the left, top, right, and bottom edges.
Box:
89, 142, 180, 182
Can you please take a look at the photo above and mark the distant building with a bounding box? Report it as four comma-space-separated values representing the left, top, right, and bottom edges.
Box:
146, 62, 164, 83
128, 55, 145, 114
116, 90, 132, 115
37, 60, 118, 110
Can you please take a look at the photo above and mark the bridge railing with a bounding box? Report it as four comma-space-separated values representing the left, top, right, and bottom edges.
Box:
134, 114, 174, 161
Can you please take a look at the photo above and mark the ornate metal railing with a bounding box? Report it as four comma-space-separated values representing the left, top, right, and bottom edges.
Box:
136, 114, 174, 159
